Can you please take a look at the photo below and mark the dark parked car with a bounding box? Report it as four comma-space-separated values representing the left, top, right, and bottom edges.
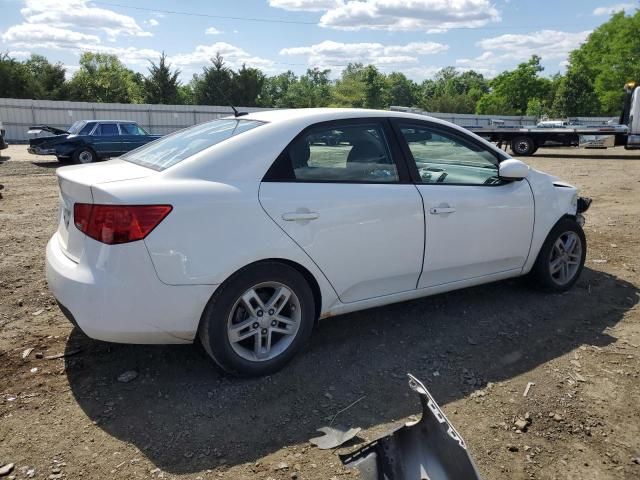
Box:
0, 119, 7, 151
28, 120, 162, 163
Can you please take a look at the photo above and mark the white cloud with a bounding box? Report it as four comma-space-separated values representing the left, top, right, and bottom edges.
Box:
205, 27, 223, 35
475, 30, 591, 61
593, 3, 637, 15
2, 23, 101, 50
280, 40, 448, 70
308, 0, 501, 32
268, 0, 339, 11
169, 42, 274, 70
88, 46, 162, 66
145, 18, 160, 27
20, 0, 151, 38
8, 50, 31, 58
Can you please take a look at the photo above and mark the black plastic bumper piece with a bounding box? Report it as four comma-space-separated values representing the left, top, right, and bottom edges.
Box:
577, 197, 592, 214
340, 375, 481, 480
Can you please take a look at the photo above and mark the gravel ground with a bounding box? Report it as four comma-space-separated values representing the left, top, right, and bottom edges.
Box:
0, 144, 639, 480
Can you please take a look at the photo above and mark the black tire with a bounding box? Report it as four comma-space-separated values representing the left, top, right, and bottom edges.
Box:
511, 136, 535, 156
529, 217, 586, 292
198, 261, 316, 377
72, 147, 96, 164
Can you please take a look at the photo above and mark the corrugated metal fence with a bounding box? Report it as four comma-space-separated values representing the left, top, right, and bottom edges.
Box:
0, 98, 619, 142
0, 98, 271, 142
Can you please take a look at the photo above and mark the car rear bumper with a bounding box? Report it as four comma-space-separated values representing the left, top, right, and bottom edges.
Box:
45, 233, 215, 344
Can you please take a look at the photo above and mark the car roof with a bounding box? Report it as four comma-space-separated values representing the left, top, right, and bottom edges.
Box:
85, 120, 137, 124
240, 108, 454, 126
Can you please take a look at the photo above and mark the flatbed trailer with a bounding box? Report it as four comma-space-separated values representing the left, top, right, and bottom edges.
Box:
465, 124, 630, 156
394, 82, 640, 156
467, 82, 640, 156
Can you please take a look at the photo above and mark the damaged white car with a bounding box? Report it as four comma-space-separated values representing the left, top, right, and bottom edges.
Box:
46, 108, 590, 376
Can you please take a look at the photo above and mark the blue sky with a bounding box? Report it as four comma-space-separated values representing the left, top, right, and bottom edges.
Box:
0, 0, 638, 82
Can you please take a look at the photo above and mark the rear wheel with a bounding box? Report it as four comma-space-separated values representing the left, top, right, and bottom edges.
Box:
530, 218, 586, 292
511, 136, 536, 156
198, 262, 315, 376
73, 147, 95, 164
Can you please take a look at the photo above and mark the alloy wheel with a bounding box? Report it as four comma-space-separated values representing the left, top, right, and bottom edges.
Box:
226, 281, 301, 362
549, 231, 582, 286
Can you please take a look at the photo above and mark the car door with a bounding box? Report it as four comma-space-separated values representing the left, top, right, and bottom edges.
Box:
259, 119, 425, 304
392, 120, 534, 288
91, 123, 120, 157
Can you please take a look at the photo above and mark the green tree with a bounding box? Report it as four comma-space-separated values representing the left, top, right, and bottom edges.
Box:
231, 64, 265, 106
287, 68, 332, 107
192, 53, 233, 105
259, 71, 298, 107
552, 68, 600, 116
24, 54, 67, 100
0, 53, 39, 98
332, 63, 367, 107
68, 52, 143, 103
144, 52, 181, 104
526, 98, 545, 118
564, 10, 640, 114
476, 56, 552, 115
419, 67, 488, 113
361, 65, 386, 109
384, 72, 418, 107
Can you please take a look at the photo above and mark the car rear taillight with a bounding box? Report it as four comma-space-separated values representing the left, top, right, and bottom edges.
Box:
73, 204, 172, 245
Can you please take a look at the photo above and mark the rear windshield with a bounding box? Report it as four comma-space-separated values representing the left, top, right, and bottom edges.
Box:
122, 119, 264, 171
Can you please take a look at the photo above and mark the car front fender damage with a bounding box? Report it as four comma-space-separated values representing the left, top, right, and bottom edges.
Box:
340, 374, 481, 480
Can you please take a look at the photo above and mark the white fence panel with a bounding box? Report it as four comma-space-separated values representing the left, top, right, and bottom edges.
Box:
0, 98, 623, 142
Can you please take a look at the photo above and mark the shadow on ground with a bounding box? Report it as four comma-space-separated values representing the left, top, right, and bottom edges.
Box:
64, 268, 638, 474
31, 161, 63, 169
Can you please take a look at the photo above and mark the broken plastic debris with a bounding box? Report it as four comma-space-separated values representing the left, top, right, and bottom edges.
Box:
310, 425, 361, 450
340, 374, 481, 479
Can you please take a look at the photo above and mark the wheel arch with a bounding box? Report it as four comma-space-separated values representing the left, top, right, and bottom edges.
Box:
205, 257, 323, 325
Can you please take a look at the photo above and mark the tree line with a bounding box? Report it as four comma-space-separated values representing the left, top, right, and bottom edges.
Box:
1, 11, 638, 118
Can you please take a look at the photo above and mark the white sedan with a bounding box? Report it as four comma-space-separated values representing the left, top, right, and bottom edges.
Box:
46, 109, 589, 376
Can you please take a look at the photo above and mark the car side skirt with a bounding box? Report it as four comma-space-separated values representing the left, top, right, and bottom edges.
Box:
321, 268, 522, 319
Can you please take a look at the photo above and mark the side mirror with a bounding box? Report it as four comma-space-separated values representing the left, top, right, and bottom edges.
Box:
499, 159, 529, 181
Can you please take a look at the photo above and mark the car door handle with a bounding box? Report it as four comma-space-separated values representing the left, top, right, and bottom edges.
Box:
429, 207, 456, 215
282, 212, 320, 221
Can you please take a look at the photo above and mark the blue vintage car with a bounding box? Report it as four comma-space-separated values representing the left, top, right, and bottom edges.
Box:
28, 120, 162, 163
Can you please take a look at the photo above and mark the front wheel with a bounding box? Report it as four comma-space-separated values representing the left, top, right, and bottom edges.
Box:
72, 147, 95, 164
198, 262, 315, 376
530, 218, 586, 292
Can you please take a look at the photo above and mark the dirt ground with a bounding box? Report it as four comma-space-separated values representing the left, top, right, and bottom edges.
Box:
1, 144, 639, 480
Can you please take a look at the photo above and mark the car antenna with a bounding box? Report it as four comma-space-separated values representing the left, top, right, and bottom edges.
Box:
213, 84, 248, 117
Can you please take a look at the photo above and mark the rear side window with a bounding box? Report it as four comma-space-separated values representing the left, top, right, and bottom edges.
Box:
122, 119, 264, 171
120, 123, 148, 135
94, 124, 119, 136
264, 123, 398, 183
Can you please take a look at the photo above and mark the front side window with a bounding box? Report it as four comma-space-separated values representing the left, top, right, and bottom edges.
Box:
94, 123, 119, 136
398, 124, 499, 185
122, 119, 263, 171
119, 123, 148, 135
267, 123, 398, 182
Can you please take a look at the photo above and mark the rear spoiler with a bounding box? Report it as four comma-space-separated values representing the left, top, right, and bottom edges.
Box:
28, 125, 69, 135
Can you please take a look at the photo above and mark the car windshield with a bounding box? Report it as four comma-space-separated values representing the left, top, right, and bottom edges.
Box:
122, 119, 264, 171
67, 121, 87, 134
